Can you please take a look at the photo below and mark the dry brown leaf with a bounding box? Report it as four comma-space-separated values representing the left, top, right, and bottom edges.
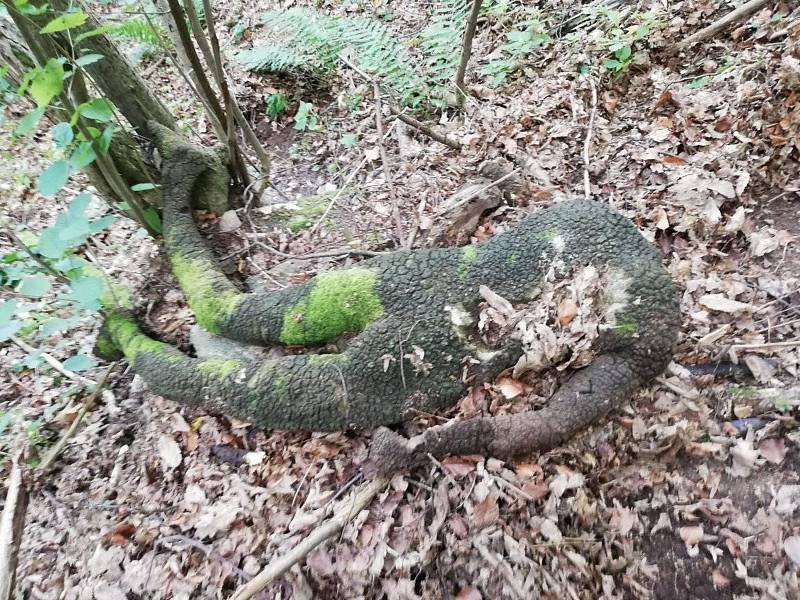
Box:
157, 435, 182, 471
698, 294, 751, 314
557, 298, 578, 326
679, 525, 704, 545
758, 438, 786, 465
455, 587, 483, 600
472, 496, 499, 529
495, 377, 524, 400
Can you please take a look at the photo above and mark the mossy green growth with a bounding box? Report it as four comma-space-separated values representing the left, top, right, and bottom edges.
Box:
614, 319, 638, 335
458, 245, 478, 281
308, 353, 348, 365
273, 375, 289, 402
103, 312, 180, 366
197, 358, 242, 379
280, 268, 384, 345
170, 253, 242, 334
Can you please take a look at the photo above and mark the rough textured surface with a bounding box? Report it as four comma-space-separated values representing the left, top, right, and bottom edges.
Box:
100, 134, 680, 469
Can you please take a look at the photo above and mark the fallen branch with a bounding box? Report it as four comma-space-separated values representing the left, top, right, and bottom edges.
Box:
582, 75, 598, 200
373, 84, 406, 247
390, 109, 462, 151
9, 336, 96, 386
37, 364, 116, 473
454, 0, 483, 108
311, 117, 400, 233
731, 340, 800, 351
675, 0, 773, 51
249, 239, 385, 260
338, 56, 462, 151
230, 477, 388, 600
0, 456, 28, 600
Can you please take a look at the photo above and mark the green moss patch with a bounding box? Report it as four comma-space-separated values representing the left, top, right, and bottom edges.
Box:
458, 245, 478, 281
170, 253, 242, 334
104, 312, 180, 367
280, 268, 384, 345
197, 358, 242, 379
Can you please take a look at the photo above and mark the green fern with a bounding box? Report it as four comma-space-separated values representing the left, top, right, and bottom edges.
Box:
236, 8, 427, 105
111, 17, 169, 49
419, 0, 472, 85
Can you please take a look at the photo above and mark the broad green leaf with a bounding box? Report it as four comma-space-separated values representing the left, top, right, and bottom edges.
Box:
40, 11, 88, 34
58, 218, 91, 241
69, 141, 96, 169
79, 98, 114, 122
36, 228, 69, 258
62, 353, 96, 372
74, 24, 113, 43
38, 160, 70, 197
341, 133, 358, 148
142, 206, 162, 234
130, 182, 156, 192
98, 125, 116, 153
0, 299, 18, 324
29, 59, 64, 106
74, 53, 104, 67
62, 275, 104, 310
89, 214, 116, 233
0, 299, 21, 341
40, 317, 77, 336
18, 275, 50, 297
68, 193, 92, 217
51, 122, 73, 148
13, 106, 46, 137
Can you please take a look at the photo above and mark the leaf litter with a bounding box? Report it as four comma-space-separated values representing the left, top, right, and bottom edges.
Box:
3, 0, 800, 598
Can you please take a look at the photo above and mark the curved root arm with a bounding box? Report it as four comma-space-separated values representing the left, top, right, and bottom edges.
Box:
368, 354, 642, 473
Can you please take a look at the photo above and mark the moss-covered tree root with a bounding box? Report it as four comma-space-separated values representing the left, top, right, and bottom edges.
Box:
100, 131, 680, 471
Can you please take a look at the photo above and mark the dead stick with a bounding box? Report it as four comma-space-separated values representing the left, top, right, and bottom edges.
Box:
338, 56, 461, 151
454, 0, 483, 108
9, 336, 96, 386
230, 477, 388, 600
390, 109, 462, 151
37, 364, 115, 472
675, 0, 773, 51
0, 456, 28, 600
582, 75, 597, 200
373, 84, 406, 247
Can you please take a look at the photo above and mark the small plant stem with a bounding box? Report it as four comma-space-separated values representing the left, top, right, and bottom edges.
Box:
230, 477, 388, 600
582, 75, 597, 200
0, 455, 28, 600
373, 84, 405, 247
454, 0, 483, 109
37, 364, 115, 472
9, 336, 97, 386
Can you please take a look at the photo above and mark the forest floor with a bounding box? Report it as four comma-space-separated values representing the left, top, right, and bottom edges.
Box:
2, 0, 800, 598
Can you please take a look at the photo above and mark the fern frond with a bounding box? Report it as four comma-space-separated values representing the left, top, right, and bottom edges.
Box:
419, 0, 472, 84
111, 17, 169, 49
236, 8, 427, 105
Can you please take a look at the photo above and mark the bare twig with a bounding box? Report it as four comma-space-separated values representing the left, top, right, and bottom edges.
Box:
311, 117, 401, 233
9, 336, 96, 386
454, 0, 483, 108
582, 75, 598, 200
674, 0, 773, 51
2, 228, 69, 284
731, 340, 800, 351
0, 456, 28, 600
390, 109, 462, 151
230, 477, 388, 600
158, 535, 251, 581
373, 84, 405, 247
37, 364, 115, 472
337, 56, 461, 151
